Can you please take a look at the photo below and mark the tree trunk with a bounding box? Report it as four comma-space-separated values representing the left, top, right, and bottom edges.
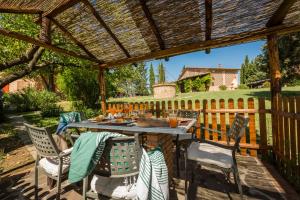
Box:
0, 48, 45, 88
0, 45, 39, 71
48, 66, 55, 92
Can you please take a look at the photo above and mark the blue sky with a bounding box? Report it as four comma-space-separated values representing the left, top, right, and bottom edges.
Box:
145, 40, 266, 82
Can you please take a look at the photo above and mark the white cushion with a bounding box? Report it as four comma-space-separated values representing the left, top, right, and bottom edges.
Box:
90, 175, 137, 199
38, 148, 72, 177
187, 142, 233, 168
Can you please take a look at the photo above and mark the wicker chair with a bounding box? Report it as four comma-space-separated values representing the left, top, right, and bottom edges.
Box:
83, 135, 141, 200
24, 123, 72, 200
173, 110, 199, 177
184, 114, 249, 200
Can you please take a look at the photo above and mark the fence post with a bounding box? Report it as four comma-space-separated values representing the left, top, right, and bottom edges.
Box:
219, 99, 226, 141
203, 100, 209, 140
296, 96, 300, 183
195, 100, 201, 139
238, 98, 247, 156
211, 99, 217, 141
181, 100, 185, 110
259, 98, 267, 158
156, 101, 160, 118
174, 100, 178, 110
188, 100, 193, 110
283, 97, 290, 177
289, 97, 296, 179
248, 98, 257, 157
162, 101, 166, 118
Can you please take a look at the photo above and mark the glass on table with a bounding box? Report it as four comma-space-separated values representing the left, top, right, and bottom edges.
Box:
168, 113, 178, 128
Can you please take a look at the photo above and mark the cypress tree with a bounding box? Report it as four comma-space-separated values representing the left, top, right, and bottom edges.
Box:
149, 63, 155, 94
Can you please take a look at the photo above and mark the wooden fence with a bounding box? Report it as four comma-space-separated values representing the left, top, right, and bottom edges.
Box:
107, 96, 300, 189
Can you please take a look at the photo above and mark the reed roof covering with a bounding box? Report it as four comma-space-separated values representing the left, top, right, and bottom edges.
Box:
0, 0, 300, 67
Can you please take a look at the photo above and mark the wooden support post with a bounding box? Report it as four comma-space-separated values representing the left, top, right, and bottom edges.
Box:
98, 67, 106, 114
267, 33, 282, 154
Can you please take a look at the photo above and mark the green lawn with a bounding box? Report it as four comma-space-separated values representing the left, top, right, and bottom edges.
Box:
108, 86, 300, 103
22, 112, 59, 132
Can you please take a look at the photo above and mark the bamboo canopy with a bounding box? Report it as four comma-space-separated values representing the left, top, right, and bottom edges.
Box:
0, 0, 299, 68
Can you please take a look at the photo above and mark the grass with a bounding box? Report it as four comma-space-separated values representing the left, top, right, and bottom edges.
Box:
22, 111, 59, 132
108, 86, 300, 103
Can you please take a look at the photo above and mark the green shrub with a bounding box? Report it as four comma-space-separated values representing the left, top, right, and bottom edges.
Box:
71, 101, 100, 119
262, 81, 271, 88
237, 84, 249, 89
219, 85, 227, 91
4, 88, 61, 116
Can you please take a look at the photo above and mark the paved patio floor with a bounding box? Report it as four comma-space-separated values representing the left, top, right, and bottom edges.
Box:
1, 153, 299, 200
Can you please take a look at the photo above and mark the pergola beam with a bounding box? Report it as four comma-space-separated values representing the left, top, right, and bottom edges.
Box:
205, 0, 212, 54
82, 0, 131, 58
139, 0, 165, 50
0, 27, 100, 63
266, 0, 297, 27
104, 24, 300, 67
50, 17, 102, 63
0, 7, 42, 14
42, 0, 80, 18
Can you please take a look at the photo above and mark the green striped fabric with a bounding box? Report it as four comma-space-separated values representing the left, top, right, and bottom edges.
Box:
136, 147, 169, 200
68, 131, 125, 183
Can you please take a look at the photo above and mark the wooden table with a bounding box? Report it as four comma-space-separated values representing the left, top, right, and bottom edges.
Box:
67, 119, 196, 177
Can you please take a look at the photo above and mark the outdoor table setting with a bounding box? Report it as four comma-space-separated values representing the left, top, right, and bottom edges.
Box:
66, 110, 197, 177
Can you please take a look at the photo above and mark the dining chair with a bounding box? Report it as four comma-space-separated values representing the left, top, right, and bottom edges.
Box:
24, 123, 72, 200
174, 110, 199, 177
83, 135, 141, 199
184, 114, 249, 200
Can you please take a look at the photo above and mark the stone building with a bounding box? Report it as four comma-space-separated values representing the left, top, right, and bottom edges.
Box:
177, 66, 239, 92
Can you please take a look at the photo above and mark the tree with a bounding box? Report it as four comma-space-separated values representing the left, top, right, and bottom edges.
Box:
56, 66, 99, 108
240, 55, 267, 85
0, 13, 91, 90
158, 62, 166, 83
134, 63, 149, 96
252, 32, 300, 86
149, 63, 155, 94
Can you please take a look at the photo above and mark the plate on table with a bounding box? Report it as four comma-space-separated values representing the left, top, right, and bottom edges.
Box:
179, 120, 191, 126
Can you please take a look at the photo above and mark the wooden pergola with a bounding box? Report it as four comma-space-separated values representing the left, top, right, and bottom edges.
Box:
0, 0, 299, 120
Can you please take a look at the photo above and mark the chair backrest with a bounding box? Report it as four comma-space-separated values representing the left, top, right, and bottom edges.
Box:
227, 114, 249, 150
24, 123, 60, 158
94, 136, 141, 178
176, 109, 199, 119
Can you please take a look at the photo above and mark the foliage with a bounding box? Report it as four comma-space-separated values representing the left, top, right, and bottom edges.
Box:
149, 63, 155, 94
22, 112, 58, 132
237, 84, 249, 89
251, 32, 300, 86
0, 13, 92, 91
56, 67, 99, 108
107, 63, 148, 97
262, 81, 271, 88
183, 79, 193, 92
134, 63, 149, 96
219, 85, 227, 91
3, 88, 61, 116
240, 55, 267, 85
71, 101, 100, 119
179, 74, 211, 93
157, 62, 166, 84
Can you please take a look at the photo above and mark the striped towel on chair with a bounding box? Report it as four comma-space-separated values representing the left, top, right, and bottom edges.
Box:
136, 147, 169, 200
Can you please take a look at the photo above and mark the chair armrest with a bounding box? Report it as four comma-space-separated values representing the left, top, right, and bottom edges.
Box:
59, 148, 73, 157
201, 139, 233, 150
